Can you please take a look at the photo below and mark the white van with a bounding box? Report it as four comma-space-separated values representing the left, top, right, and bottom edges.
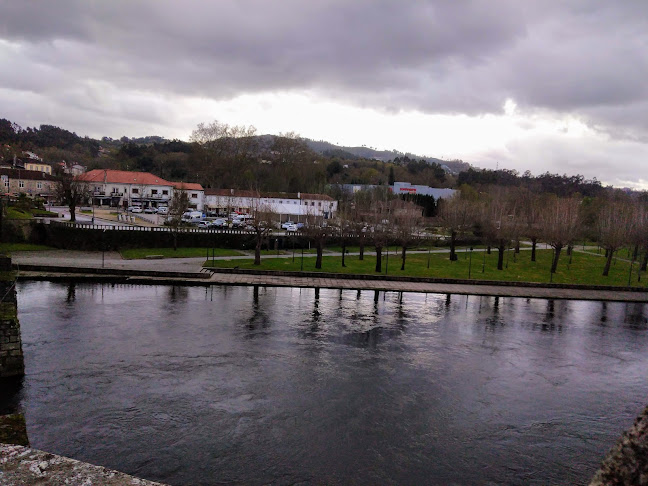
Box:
181, 211, 203, 223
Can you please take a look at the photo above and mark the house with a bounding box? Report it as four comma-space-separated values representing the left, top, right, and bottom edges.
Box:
23, 160, 52, 175
76, 169, 204, 210
169, 182, 205, 211
203, 189, 338, 222
0, 168, 57, 203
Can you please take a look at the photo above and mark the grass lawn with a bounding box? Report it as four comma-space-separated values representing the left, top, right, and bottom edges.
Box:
5, 208, 58, 219
0, 243, 54, 254
204, 248, 648, 288
120, 247, 246, 259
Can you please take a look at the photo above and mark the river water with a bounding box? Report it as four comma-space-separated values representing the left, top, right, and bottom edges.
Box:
7, 281, 648, 485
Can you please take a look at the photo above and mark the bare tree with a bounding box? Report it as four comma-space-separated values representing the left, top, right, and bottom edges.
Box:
167, 189, 190, 251
519, 189, 545, 262
248, 201, 275, 266
393, 199, 422, 271
55, 169, 90, 222
370, 189, 395, 273
304, 210, 329, 269
540, 196, 581, 274
597, 199, 635, 276
438, 194, 476, 261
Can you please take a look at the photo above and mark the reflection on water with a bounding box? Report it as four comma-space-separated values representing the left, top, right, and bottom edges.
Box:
10, 281, 648, 486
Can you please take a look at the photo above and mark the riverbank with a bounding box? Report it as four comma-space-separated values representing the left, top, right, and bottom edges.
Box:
12, 263, 648, 302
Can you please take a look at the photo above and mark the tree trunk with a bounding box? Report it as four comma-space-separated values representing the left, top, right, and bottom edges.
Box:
341, 241, 346, 267
375, 246, 382, 272
315, 239, 323, 269
633, 244, 639, 261
254, 236, 262, 265
515, 239, 520, 253
172, 230, 178, 251
401, 245, 406, 271
531, 237, 537, 262
497, 241, 505, 270
487, 245, 491, 255
551, 245, 562, 274
359, 238, 365, 261
69, 203, 77, 222
602, 248, 614, 276
566, 245, 572, 256
642, 248, 648, 272
449, 231, 458, 261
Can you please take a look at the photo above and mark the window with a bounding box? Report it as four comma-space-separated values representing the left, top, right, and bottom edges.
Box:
311, 202, 315, 206
162, 190, 168, 195
37, 182, 42, 189
132, 188, 139, 194
318, 202, 322, 207
151, 189, 158, 195
4, 180, 8, 188
191, 193, 198, 198
19, 181, 24, 188
279, 200, 283, 204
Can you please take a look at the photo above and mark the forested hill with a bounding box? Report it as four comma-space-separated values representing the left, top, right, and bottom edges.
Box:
0, 117, 617, 198
304, 138, 471, 174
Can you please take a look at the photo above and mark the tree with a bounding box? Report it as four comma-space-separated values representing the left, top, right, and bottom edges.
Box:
304, 211, 329, 269
167, 189, 190, 250
393, 199, 422, 271
597, 199, 635, 276
248, 201, 275, 265
540, 196, 581, 274
438, 193, 476, 261
55, 169, 90, 222
369, 188, 395, 272
519, 189, 544, 262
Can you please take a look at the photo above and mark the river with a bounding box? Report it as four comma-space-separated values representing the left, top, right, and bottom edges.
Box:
6, 281, 648, 485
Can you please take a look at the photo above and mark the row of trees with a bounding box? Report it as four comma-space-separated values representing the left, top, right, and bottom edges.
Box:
438, 187, 647, 276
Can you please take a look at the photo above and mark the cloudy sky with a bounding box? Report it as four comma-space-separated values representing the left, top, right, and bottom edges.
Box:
1, 1, 647, 187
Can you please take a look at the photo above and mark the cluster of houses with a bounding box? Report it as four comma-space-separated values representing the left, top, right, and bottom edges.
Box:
78, 169, 338, 221
0, 150, 452, 223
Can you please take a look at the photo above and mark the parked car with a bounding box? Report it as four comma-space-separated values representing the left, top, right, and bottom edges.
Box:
281, 221, 295, 230
285, 224, 298, 232
157, 206, 168, 215
212, 219, 227, 227
144, 207, 157, 214
197, 221, 212, 228
230, 219, 244, 228
131, 207, 142, 213
296, 222, 304, 229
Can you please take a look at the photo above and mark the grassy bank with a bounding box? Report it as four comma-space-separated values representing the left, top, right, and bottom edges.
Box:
205, 248, 647, 288
0, 243, 54, 254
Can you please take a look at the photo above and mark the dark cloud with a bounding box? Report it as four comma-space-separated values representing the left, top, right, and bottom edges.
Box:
1, 0, 647, 184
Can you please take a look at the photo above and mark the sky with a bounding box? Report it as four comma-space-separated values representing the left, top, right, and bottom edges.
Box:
1, 1, 647, 188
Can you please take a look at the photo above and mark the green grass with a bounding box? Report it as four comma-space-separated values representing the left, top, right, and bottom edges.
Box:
5, 208, 58, 219
5, 208, 32, 219
0, 243, 53, 254
120, 247, 246, 259
204, 248, 648, 288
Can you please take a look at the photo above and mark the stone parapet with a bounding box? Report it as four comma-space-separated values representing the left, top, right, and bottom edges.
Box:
0, 444, 169, 485
0, 259, 24, 378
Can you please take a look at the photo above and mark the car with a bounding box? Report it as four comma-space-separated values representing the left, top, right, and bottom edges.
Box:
212, 219, 227, 227
197, 221, 212, 228
230, 219, 244, 228
285, 224, 298, 232
157, 206, 168, 215
131, 207, 142, 213
296, 222, 304, 229
281, 221, 295, 230
144, 207, 157, 214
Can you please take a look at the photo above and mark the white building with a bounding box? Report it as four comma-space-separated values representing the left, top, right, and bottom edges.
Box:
77, 169, 204, 210
203, 189, 337, 222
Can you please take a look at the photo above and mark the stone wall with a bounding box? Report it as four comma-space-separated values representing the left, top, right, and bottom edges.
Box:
0, 256, 24, 378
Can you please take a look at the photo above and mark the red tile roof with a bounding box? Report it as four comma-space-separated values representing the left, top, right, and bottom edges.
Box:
76, 169, 173, 186
170, 181, 203, 191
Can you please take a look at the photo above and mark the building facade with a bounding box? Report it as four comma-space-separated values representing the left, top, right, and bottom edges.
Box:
77, 169, 204, 210
203, 189, 338, 222
0, 168, 57, 203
